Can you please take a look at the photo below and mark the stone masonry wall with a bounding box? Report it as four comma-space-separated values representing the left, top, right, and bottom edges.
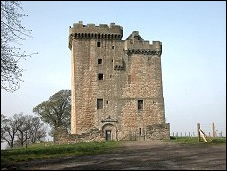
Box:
69, 22, 170, 142
146, 123, 170, 140
54, 127, 105, 144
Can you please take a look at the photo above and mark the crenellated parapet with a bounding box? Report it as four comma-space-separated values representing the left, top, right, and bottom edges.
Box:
124, 31, 162, 57
69, 21, 123, 49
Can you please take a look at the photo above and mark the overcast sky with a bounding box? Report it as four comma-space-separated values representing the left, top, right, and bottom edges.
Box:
1, 1, 226, 138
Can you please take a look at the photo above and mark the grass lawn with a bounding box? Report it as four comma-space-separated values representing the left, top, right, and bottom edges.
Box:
1, 141, 121, 165
170, 136, 226, 144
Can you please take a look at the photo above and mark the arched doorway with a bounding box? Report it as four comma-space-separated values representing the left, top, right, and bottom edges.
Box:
102, 123, 117, 141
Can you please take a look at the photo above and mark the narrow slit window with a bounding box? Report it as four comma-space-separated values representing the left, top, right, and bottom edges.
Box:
98, 73, 103, 80
98, 59, 102, 64
128, 75, 131, 84
97, 41, 101, 47
138, 100, 143, 110
97, 99, 103, 109
112, 45, 115, 49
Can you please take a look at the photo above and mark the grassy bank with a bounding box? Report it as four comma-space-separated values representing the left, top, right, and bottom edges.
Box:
170, 136, 226, 144
1, 141, 121, 164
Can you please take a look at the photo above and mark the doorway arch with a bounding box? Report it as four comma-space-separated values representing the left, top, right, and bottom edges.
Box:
102, 123, 117, 141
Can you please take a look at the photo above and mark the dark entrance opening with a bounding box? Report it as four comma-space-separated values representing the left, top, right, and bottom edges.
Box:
105, 130, 111, 141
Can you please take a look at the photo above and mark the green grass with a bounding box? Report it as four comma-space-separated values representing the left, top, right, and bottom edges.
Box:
1, 141, 122, 164
210, 138, 226, 144
170, 136, 226, 144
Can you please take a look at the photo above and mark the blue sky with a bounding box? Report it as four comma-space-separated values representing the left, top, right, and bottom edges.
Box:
1, 1, 226, 137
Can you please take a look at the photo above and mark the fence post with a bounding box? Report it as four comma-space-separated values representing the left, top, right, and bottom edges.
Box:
197, 123, 200, 142
212, 123, 216, 138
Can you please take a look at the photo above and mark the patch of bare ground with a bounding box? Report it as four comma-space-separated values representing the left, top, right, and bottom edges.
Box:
3, 141, 226, 170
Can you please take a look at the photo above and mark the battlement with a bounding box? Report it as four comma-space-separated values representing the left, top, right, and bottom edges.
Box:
69, 21, 123, 49
71, 21, 122, 29
69, 21, 123, 36
124, 31, 162, 56
69, 22, 162, 57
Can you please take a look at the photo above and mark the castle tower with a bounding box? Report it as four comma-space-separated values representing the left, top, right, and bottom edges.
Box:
69, 21, 169, 141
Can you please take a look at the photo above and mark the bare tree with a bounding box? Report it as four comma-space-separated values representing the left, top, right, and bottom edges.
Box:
1, 113, 47, 148
1, 114, 8, 143
29, 117, 46, 143
16, 114, 30, 147
1, 114, 22, 148
1, 1, 36, 92
16, 114, 47, 147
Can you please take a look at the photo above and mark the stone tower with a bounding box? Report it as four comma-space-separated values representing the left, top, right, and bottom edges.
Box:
68, 21, 170, 141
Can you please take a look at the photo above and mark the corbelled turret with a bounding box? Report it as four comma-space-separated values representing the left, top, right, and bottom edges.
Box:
69, 21, 123, 49
124, 31, 162, 57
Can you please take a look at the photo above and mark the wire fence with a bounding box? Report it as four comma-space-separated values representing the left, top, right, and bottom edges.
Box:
171, 123, 226, 138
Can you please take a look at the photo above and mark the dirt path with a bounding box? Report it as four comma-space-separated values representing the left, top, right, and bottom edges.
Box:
10, 141, 227, 170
